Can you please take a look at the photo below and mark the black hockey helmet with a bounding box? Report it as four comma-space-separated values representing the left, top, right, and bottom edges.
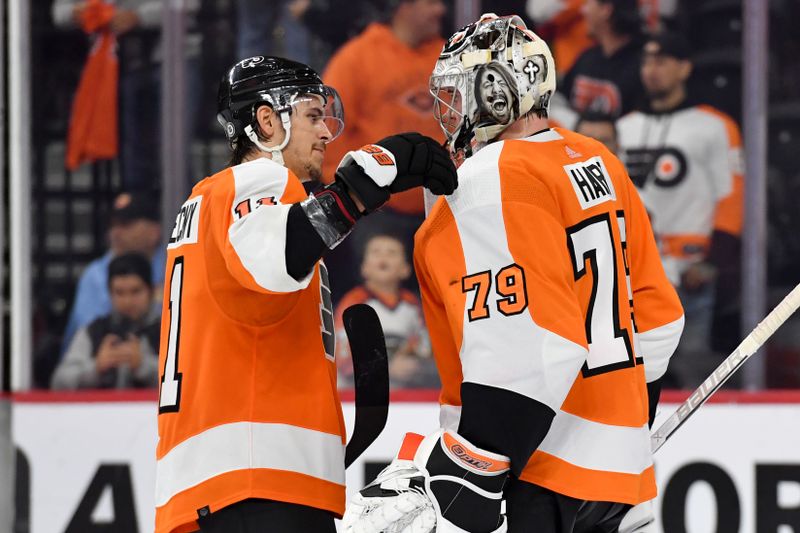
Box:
216, 56, 344, 145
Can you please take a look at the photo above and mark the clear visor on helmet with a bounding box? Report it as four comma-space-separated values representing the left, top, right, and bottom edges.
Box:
285, 85, 345, 143
430, 74, 466, 139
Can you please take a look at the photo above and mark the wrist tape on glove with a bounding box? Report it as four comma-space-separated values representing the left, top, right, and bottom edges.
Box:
300, 182, 359, 249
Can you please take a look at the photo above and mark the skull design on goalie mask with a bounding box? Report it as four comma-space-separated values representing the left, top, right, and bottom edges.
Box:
430, 13, 556, 164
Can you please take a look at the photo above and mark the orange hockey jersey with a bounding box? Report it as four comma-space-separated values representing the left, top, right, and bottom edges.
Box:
155, 158, 345, 533
414, 128, 684, 505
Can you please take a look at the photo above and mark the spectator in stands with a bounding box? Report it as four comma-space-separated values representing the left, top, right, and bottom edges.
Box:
560, 0, 644, 118
575, 111, 619, 153
334, 234, 437, 389
617, 32, 744, 388
322, 0, 446, 295
239, 0, 380, 69
52, 0, 201, 191
52, 252, 161, 389
236, 0, 313, 66
61, 192, 165, 355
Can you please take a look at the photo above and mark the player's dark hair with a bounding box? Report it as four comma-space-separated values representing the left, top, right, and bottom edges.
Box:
108, 252, 153, 288
532, 107, 549, 119
521, 107, 549, 121
228, 104, 272, 166
229, 136, 253, 166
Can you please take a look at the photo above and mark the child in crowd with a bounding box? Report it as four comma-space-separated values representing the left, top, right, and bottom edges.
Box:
334, 233, 438, 389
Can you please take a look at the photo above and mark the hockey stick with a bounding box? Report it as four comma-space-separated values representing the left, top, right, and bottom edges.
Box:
651, 282, 800, 453
343, 304, 390, 468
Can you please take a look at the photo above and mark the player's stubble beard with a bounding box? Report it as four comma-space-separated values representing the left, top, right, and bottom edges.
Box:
306, 162, 322, 182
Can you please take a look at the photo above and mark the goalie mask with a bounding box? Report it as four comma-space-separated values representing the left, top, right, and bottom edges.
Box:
430, 13, 556, 164
217, 56, 344, 165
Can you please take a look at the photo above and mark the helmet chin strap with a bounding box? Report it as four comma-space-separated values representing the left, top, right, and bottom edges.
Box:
245, 110, 293, 166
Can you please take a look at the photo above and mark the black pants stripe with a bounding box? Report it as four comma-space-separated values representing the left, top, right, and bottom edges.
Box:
196, 499, 336, 533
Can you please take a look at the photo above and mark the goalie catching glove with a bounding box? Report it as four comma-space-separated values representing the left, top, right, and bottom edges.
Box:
342, 429, 509, 533
335, 132, 458, 214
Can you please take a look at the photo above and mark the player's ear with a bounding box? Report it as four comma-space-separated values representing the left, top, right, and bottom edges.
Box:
255, 105, 276, 142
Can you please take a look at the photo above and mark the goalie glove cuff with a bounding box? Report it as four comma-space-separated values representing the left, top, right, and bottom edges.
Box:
412, 430, 509, 532
410, 430, 509, 495
342, 430, 509, 533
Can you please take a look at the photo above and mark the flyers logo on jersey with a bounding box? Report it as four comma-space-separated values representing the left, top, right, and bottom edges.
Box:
168, 196, 202, 249
564, 156, 617, 210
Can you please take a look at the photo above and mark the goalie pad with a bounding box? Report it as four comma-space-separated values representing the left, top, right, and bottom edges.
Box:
342, 430, 509, 533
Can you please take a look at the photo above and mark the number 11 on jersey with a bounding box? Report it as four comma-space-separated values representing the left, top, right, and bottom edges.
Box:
159, 257, 184, 413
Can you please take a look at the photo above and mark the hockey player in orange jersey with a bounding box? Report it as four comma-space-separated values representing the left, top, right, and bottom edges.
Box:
342, 14, 684, 533
154, 56, 457, 533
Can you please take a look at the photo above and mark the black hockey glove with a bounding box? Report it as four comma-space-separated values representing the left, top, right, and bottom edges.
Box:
375, 132, 458, 195
334, 164, 391, 214
334, 133, 458, 214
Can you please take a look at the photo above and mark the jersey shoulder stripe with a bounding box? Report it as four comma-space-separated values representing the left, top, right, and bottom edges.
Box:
695, 105, 743, 148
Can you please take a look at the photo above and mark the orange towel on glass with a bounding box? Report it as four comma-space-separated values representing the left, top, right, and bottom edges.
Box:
65, 0, 118, 170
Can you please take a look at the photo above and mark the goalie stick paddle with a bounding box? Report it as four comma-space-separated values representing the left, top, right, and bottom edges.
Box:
651, 282, 800, 453
343, 303, 390, 468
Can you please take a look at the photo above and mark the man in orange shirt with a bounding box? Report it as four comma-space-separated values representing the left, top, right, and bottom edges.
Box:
343, 14, 683, 533
617, 32, 744, 387
154, 55, 456, 533
322, 0, 447, 292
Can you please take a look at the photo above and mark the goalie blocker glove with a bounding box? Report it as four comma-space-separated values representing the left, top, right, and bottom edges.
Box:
335, 132, 458, 213
342, 429, 509, 533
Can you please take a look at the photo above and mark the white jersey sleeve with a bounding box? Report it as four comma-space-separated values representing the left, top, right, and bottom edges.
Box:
223, 159, 314, 293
